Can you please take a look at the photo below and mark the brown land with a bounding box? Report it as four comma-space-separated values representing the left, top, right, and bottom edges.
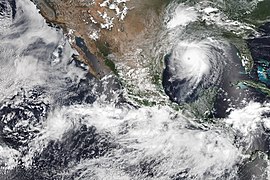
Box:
32, 0, 169, 78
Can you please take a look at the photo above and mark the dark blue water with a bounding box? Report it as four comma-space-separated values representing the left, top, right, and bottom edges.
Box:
3, 0, 270, 179
247, 22, 270, 86
0, 1, 125, 179
162, 34, 270, 118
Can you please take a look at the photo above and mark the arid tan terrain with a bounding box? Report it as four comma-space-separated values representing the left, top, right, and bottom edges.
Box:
32, 0, 169, 78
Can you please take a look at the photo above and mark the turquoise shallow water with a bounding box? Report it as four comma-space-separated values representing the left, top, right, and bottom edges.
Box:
1, 0, 270, 179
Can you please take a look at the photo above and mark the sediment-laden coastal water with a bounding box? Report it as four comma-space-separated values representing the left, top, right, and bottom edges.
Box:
1, 0, 270, 179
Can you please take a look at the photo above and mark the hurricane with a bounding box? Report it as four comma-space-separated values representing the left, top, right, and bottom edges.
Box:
1, 0, 270, 180
163, 38, 227, 103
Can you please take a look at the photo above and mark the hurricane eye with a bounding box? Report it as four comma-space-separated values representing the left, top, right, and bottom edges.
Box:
162, 41, 224, 103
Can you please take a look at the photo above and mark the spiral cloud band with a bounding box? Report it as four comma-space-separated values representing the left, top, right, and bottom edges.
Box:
163, 38, 227, 103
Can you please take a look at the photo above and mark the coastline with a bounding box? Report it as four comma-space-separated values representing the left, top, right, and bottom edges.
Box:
31, 0, 168, 79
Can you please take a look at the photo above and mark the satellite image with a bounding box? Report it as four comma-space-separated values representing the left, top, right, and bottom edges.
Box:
0, 0, 270, 179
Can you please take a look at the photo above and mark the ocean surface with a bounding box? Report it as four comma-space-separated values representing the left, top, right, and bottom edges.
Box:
1, 0, 270, 179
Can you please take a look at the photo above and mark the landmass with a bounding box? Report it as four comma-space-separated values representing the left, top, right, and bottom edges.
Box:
31, 0, 169, 78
